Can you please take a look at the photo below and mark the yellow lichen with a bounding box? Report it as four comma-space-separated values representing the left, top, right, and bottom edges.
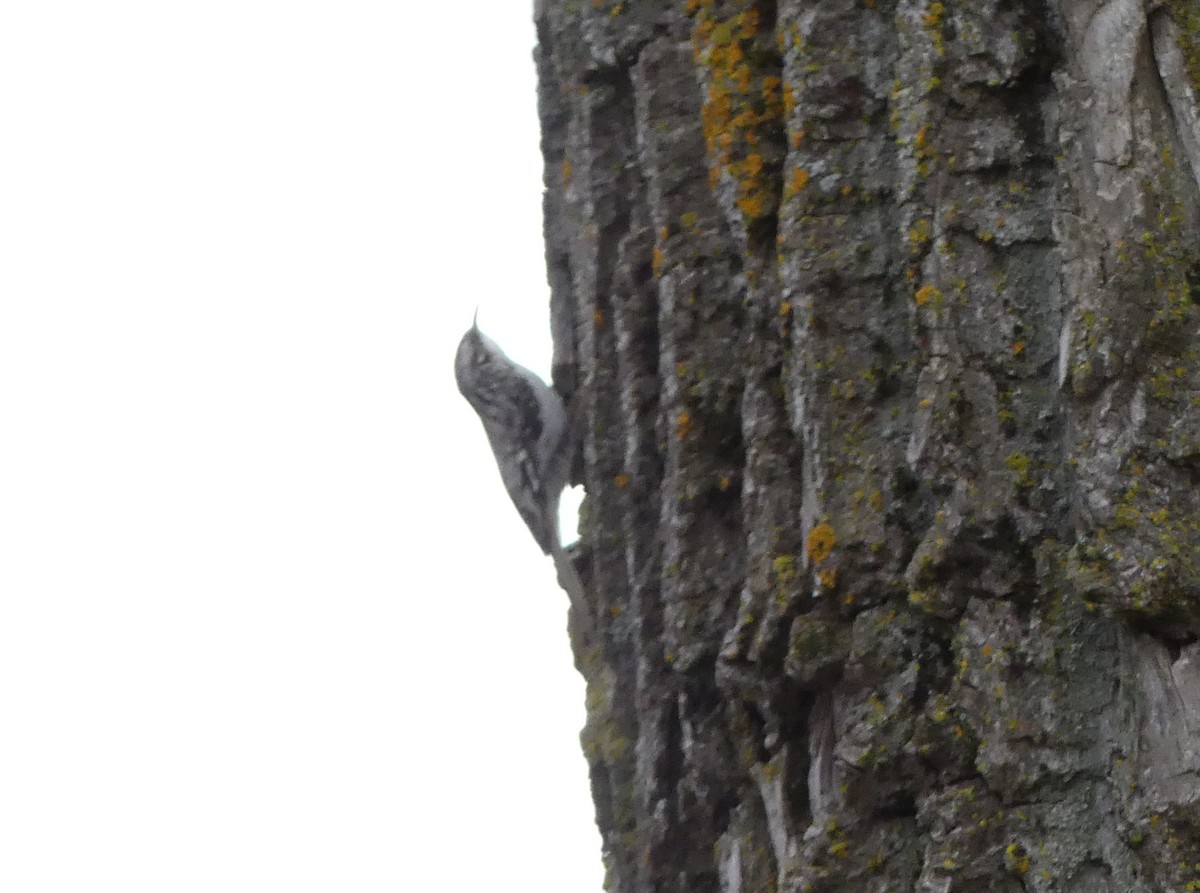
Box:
1004, 843, 1030, 875
1004, 452, 1035, 488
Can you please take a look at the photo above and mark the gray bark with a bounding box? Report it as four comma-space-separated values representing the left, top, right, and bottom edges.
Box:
536, 1, 1200, 890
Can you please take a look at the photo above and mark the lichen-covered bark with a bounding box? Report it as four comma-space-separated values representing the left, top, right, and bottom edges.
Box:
536, 1, 1200, 890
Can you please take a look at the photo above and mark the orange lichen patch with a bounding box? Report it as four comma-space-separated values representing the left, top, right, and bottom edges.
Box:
652, 244, 665, 278
818, 567, 838, 589
736, 190, 769, 218
614, 473, 631, 489
692, 0, 784, 225
593, 309, 605, 327
735, 58, 754, 91
1012, 341, 1025, 356
561, 160, 573, 185
914, 284, 941, 306
676, 410, 693, 441
914, 125, 928, 149
783, 83, 796, 116
702, 83, 734, 157
786, 167, 810, 197
761, 77, 784, 120
807, 522, 836, 563
719, 474, 733, 491
739, 7, 760, 36
779, 300, 792, 317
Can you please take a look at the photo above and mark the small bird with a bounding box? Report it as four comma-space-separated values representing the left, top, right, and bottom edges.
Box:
454, 315, 571, 554
454, 315, 593, 638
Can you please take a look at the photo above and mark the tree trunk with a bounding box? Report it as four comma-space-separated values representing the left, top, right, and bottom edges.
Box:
536, 1, 1200, 890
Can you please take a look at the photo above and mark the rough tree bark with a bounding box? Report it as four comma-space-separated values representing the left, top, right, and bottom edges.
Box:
536, 1, 1200, 890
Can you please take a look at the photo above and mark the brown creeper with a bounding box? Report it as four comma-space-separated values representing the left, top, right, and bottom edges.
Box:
454, 317, 572, 555
454, 317, 594, 638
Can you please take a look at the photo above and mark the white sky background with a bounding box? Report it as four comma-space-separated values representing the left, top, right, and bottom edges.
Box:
0, 3, 602, 891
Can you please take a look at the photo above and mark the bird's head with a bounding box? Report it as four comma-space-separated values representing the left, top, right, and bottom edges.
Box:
454, 313, 506, 407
